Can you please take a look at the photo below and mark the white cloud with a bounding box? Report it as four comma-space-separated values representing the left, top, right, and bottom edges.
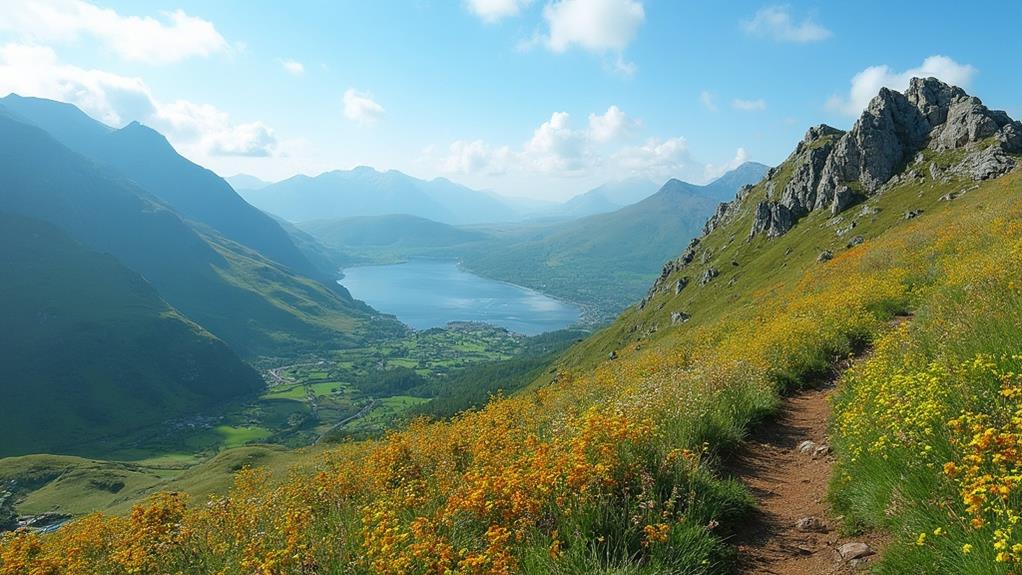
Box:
278, 58, 304, 76
0, 43, 277, 157
826, 55, 977, 116
440, 140, 513, 175
587, 105, 637, 143
524, 111, 589, 173
732, 98, 767, 111
741, 5, 831, 44
614, 137, 691, 179
703, 147, 748, 181
0, 0, 228, 64
342, 88, 385, 125
433, 104, 747, 185
465, 0, 530, 23
700, 90, 717, 112
543, 0, 645, 53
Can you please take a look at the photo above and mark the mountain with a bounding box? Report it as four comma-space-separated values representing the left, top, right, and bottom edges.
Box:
0, 110, 398, 357
301, 214, 486, 251
0, 212, 262, 457
240, 166, 515, 224
8, 79, 1022, 575
0, 95, 319, 280
456, 164, 770, 318
557, 177, 660, 218
227, 173, 273, 191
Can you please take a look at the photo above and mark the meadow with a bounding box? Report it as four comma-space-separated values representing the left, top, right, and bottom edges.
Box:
2, 165, 1019, 574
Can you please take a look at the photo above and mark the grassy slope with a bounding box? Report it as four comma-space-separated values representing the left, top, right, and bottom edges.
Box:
0, 213, 263, 458
0, 111, 401, 360
4, 144, 1019, 573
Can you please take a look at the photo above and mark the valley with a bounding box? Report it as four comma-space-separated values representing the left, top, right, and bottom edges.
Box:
1, 4, 1019, 573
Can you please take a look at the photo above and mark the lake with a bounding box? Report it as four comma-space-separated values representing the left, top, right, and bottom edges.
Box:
339, 260, 580, 335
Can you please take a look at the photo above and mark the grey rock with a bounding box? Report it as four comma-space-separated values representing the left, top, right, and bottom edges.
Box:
797, 440, 817, 454
795, 516, 828, 533
817, 250, 834, 262
904, 209, 923, 220
813, 444, 831, 458
608, 351, 617, 361
847, 235, 865, 248
951, 146, 1016, 180
670, 311, 690, 326
839, 542, 875, 561
674, 277, 689, 294
699, 267, 719, 286
750, 201, 795, 238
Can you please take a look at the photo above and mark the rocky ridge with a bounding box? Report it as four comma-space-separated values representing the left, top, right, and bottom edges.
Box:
645, 77, 1020, 301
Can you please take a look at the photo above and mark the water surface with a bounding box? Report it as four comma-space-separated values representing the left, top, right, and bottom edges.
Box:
340, 260, 580, 335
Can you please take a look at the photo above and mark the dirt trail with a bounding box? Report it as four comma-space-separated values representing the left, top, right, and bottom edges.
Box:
729, 356, 888, 574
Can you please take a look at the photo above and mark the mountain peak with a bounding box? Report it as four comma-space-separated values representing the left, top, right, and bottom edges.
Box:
748, 78, 1021, 238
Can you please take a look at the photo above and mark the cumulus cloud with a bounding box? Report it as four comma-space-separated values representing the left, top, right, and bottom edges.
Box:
0, 43, 278, 157
542, 0, 644, 53
342, 88, 385, 125
0, 0, 228, 64
741, 5, 831, 43
700, 90, 717, 112
465, 0, 530, 23
732, 98, 767, 111
435, 104, 746, 184
826, 55, 977, 115
441, 140, 513, 175
524, 111, 589, 173
587, 105, 638, 143
278, 58, 304, 76
614, 137, 691, 179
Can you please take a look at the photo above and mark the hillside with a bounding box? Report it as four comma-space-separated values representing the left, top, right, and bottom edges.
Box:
556, 176, 660, 218
241, 166, 515, 225
459, 167, 765, 319
5, 78, 1019, 575
301, 214, 486, 251
0, 111, 400, 358
0, 212, 262, 457
0, 95, 321, 281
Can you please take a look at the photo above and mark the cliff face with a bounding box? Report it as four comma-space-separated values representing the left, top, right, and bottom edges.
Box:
755, 77, 1021, 238
645, 77, 1021, 300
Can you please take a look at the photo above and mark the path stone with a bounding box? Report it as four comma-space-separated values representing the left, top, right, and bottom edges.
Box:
838, 542, 875, 561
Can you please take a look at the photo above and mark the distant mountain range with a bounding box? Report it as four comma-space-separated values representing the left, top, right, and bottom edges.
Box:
239, 167, 515, 225
233, 162, 768, 227
297, 164, 770, 319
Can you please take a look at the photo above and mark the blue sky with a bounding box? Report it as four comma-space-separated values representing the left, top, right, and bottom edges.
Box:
1, 0, 1019, 200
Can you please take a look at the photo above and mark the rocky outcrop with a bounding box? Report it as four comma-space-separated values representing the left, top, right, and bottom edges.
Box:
750, 77, 1020, 239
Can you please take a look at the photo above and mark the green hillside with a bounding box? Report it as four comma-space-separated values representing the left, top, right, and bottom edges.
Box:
0, 95, 321, 281
0, 213, 262, 457
459, 179, 723, 320
0, 112, 402, 358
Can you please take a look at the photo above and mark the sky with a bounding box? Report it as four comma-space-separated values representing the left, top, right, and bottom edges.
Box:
0, 0, 1020, 201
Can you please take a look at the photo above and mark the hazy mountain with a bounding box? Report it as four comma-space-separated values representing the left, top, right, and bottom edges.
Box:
460, 178, 722, 317
227, 173, 273, 191
240, 167, 515, 224
557, 177, 660, 218
0, 111, 399, 357
700, 161, 771, 201
0, 212, 262, 457
301, 214, 486, 251
0, 95, 319, 280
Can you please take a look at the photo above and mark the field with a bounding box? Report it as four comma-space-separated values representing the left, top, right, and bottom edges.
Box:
0, 323, 582, 520
4, 154, 1018, 574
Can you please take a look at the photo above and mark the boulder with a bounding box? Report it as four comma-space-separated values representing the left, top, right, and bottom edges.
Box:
795, 516, 828, 533
699, 267, 719, 286
817, 250, 834, 262
670, 311, 690, 326
838, 542, 875, 561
